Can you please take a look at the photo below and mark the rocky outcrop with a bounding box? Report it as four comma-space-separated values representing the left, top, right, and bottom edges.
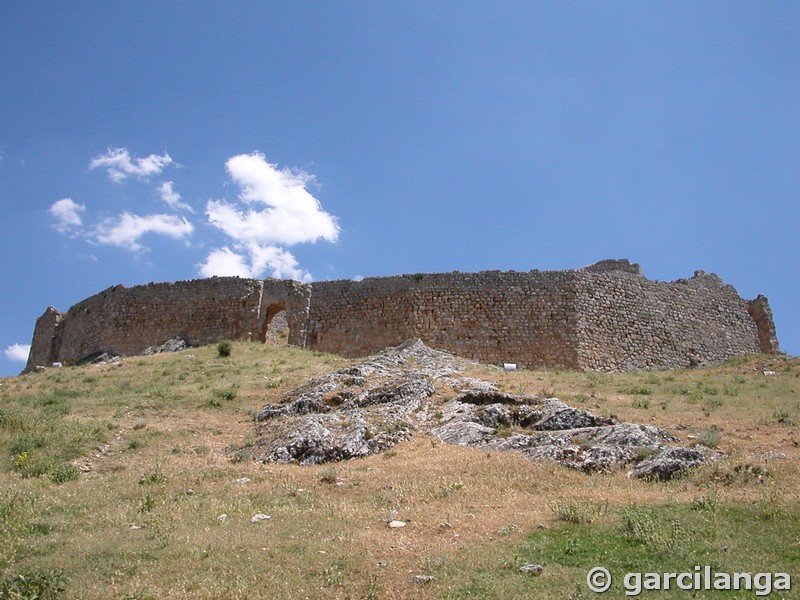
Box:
251, 340, 716, 479
142, 338, 187, 355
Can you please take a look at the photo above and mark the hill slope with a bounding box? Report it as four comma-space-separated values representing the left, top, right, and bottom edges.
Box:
1, 343, 798, 599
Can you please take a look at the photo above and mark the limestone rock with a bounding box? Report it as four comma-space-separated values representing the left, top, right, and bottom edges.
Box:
142, 338, 186, 355
250, 513, 271, 523
250, 340, 715, 477
520, 564, 544, 576
629, 446, 709, 480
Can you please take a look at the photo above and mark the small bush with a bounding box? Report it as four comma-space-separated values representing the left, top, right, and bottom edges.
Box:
138, 465, 167, 485
618, 505, 688, 554
0, 569, 66, 599
549, 498, 606, 524
621, 386, 653, 396
48, 463, 80, 484
571, 435, 592, 449
440, 481, 464, 498
11, 452, 52, 479
691, 491, 719, 513
757, 488, 785, 521
229, 448, 252, 463
693, 428, 722, 448
632, 398, 651, 409
127, 439, 145, 450
320, 466, 339, 484
213, 385, 239, 402
381, 422, 407, 435
633, 446, 656, 462
140, 495, 156, 514
217, 341, 232, 358
9, 434, 46, 456
495, 425, 513, 438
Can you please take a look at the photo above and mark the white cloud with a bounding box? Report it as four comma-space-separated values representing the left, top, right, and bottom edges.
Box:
158, 181, 193, 212
90, 148, 173, 182
94, 212, 193, 251
53, 149, 337, 278
49, 198, 85, 234
200, 152, 339, 281
247, 243, 311, 281
198, 247, 252, 278
4, 343, 30, 362
205, 153, 339, 247
198, 243, 311, 282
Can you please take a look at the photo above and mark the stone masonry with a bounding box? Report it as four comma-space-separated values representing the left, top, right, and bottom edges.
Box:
25, 259, 779, 372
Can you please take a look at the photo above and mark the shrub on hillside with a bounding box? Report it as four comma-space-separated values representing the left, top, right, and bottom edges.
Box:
217, 341, 232, 358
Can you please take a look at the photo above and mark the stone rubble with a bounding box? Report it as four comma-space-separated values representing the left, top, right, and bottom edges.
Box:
251, 340, 717, 479
142, 338, 187, 355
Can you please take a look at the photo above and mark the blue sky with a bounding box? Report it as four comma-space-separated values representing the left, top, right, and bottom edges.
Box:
1, 2, 797, 375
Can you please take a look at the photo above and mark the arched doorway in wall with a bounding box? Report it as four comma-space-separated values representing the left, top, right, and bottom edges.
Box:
260, 303, 290, 346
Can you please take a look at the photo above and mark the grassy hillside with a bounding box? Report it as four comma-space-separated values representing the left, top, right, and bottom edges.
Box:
0, 343, 798, 599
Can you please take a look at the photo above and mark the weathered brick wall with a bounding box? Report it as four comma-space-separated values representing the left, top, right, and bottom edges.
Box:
305, 277, 418, 357
409, 271, 581, 368
52, 278, 264, 365
26, 277, 311, 370
306, 271, 581, 367
746, 295, 780, 354
27, 307, 63, 367
24, 260, 778, 372
575, 270, 766, 371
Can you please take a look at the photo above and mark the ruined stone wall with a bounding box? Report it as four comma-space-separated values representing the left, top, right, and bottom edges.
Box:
575, 270, 765, 371
746, 295, 781, 354
48, 278, 263, 367
409, 271, 581, 367
24, 260, 778, 373
306, 271, 582, 367
27, 307, 63, 367
25, 277, 311, 370
305, 277, 419, 357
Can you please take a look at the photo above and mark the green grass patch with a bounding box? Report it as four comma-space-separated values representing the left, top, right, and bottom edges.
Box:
500, 501, 800, 598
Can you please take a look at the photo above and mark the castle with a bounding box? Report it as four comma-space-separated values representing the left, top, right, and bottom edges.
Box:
25, 259, 779, 373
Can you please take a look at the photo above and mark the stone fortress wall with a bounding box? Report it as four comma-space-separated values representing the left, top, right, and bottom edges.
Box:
25, 259, 779, 373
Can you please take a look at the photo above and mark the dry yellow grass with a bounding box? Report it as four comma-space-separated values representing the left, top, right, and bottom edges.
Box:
1, 343, 797, 598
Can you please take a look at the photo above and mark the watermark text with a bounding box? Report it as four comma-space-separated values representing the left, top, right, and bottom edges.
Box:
586, 566, 791, 596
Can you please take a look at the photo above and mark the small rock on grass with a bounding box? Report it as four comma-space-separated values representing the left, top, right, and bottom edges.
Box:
520, 564, 544, 576
251, 513, 271, 523
388, 520, 406, 529
412, 575, 435, 584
